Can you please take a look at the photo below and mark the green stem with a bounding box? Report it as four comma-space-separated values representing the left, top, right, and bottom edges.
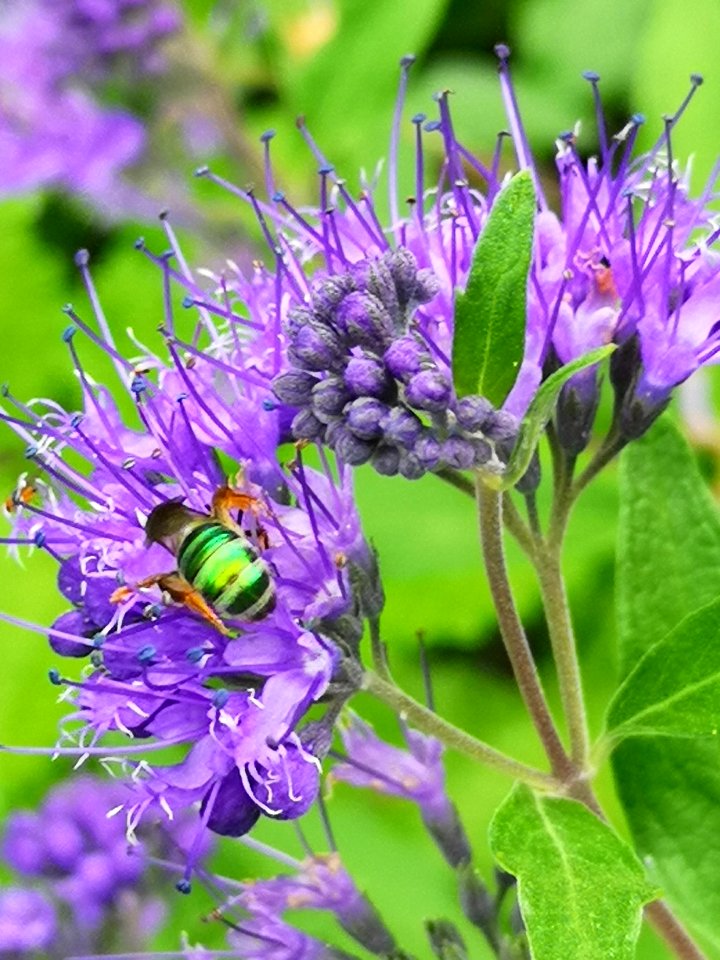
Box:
436, 467, 475, 498
475, 479, 574, 781
364, 671, 559, 792
571, 432, 626, 501
533, 541, 591, 771
645, 901, 708, 960
369, 615, 391, 682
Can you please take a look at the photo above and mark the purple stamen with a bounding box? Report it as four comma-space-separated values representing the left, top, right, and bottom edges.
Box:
494, 44, 547, 209
583, 70, 609, 162
389, 54, 416, 233
261, 129, 276, 199
74, 250, 128, 384
61, 305, 133, 373
412, 112, 427, 221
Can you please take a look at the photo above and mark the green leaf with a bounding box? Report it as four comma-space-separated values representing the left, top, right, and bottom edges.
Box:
613, 415, 720, 955
616, 417, 720, 674
489, 784, 656, 960
492, 344, 615, 490
607, 597, 720, 737
451, 171, 535, 406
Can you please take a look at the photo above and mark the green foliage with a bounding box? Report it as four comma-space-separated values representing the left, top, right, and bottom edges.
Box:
452, 171, 535, 406
496, 345, 614, 490
607, 596, 720, 737
613, 416, 720, 955
633, 0, 720, 190
489, 784, 655, 960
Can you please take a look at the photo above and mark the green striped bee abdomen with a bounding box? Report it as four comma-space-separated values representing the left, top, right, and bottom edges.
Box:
177, 521, 275, 621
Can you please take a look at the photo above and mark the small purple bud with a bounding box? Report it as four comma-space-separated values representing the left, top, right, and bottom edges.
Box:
405, 370, 452, 412
415, 433, 441, 470
283, 306, 314, 339
471, 437, 493, 465
385, 247, 420, 306
352, 257, 400, 322
484, 409, 519, 443
335, 292, 394, 349
384, 336, 427, 380
272, 370, 319, 406
345, 356, 392, 398
49, 611, 94, 658
371, 444, 401, 476
399, 450, 425, 480
412, 268, 441, 304
441, 436, 476, 470
454, 395, 495, 432
311, 376, 351, 421
380, 406, 423, 447
291, 320, 345, 372
346, 398, 389, 440
291, 408, 326, 442
328, 423, 376, 466
556, 370, 600, 455
311, 273, 357, 322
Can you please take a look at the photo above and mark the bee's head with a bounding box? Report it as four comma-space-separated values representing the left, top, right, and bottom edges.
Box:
144, 498, 199, 550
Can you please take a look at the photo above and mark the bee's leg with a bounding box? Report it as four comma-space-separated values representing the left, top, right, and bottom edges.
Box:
211, 485, 263, 526
112, 572, 232, 637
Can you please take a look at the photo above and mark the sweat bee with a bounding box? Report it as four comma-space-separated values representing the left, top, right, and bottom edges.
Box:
114, 485, 275, 635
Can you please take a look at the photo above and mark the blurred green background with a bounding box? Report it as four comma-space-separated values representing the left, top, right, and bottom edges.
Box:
2, 0, 720, 956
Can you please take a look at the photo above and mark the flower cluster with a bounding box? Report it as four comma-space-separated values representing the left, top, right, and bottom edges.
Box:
0, 774, 207, 956
1, 243, 375, 888
272, 247, 512, 479
192, 48, 720, 471
0, 888, 57, 957
0, 0, 180, 199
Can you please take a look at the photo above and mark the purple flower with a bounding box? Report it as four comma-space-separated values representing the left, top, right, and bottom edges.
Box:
232, 854, 396, 956
1, 775, 205, 933
0, 888, 56, 954
1, 247, 372, 886
181, 49, 720, 468
0, 0, 179, 201
331, 713, 471, 869
227, 913, 352, 960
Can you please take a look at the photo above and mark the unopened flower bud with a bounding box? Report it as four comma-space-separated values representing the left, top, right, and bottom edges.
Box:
384, 336, 427, 380
441, 436, 476, 470
283, 305, 314, 339
454, 395, 495, 432
415, 433, 441, 470
400, 450, 426, 479
291, 408, 326, 441
386, 247, 420, 307
311, 376, 351, 421
353, 256, 400, 323
556, 369, 600, 454
328, 423, 375, 465
336, 291, 394, 349
311, 273, 357, 322
345, 356, 392, 398
380, 406, 423, 447
346, 397, 388, 440
290, 319, 345, 372
272, 370, 319, 406
412, 268, 441, 304
372, 443, 401, 476
405, 370, 451, 412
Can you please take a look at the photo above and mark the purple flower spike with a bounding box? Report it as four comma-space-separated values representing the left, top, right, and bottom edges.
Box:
1, 248, 374, 877
332, 713, 471, 869
0, 888, 56, 953
209, 50, 720, 470
227, 853, 396, 957
0, 0, 181, 204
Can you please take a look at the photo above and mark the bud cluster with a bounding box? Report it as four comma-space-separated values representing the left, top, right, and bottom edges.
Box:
273, 247, 516, 479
